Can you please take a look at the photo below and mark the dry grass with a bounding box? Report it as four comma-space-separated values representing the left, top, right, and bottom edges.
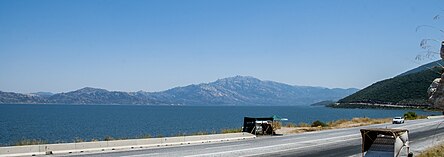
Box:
327, 119, 349, 127
277, 117, 392, 135
140, 134, 152, 139
281, 122, 311, 128
15, 139, 47, 146
73, 137, 85, 143
285, 122, 297, 127
298, 122, 310, 127
221, 128, 242, 134
417, 142, 444, 157
190, 131, 209, 135
272, 121, 282, 130
418, 115, 428, 119
288, 127, 324, 134
329, 117, 391, 128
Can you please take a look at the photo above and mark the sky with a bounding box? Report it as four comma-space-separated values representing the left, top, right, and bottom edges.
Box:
1, 0, 444, 93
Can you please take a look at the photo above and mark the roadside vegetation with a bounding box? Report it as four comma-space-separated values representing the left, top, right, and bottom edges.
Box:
311, 120, 328, 127
404, 111, 427, 120
14, 139, 47, 146
417, 142, 444, 157
10, 127, 242, 146
277, 117, 392, 134
221, 128, 242, 134
277, 111, 428, 134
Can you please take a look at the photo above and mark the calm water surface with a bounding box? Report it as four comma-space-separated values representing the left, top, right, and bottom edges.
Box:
0, 104, 440, 145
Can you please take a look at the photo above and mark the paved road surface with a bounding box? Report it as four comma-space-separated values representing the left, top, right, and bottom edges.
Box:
63, 118, 444, 157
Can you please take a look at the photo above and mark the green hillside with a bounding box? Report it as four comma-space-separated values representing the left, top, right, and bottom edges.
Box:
336, 66, 443, 107
397, 60, 443, 76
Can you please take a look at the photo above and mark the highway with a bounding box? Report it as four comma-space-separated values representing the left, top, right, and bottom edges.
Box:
63, 117, 444, 157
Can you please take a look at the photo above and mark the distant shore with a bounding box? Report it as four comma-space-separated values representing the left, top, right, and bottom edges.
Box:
327, 102, 437, 110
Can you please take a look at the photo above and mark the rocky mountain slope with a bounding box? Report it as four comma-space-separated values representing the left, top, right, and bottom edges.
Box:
0, 76, 358, 106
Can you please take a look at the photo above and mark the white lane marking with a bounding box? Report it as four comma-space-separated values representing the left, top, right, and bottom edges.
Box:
240, 137, 361, 157
125, 119, 443, 157
121, 153, 160, 157
268, 120, 444, 157
184, 134, 360, 157
347, 154, 361, 157
279, 131, 350, 141
279, 136, 311, 141
204, 143, 249, 150
393, 119, 444, 130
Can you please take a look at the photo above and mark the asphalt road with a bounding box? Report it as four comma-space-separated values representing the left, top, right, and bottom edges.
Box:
64, 118, 444, 157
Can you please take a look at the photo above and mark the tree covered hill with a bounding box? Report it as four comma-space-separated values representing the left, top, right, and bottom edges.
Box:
336, 66, 443, 107
398, 60, 443, 76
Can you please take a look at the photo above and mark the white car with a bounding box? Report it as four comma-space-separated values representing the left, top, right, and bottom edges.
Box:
392, 117, 405, 124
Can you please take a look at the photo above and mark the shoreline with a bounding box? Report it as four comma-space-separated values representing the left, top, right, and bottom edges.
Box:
0, 133, 255, 157
1, 105, 440, 146
327, 102, 441, 110
2, 116, 442, 157
1, 117, 402, 147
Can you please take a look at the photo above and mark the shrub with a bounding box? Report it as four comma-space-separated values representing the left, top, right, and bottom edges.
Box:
104, 136, 114, 141
404, 112, 418, 120
311, 120, 327, 127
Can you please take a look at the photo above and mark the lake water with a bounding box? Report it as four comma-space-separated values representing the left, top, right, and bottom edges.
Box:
0, 104, 440, 146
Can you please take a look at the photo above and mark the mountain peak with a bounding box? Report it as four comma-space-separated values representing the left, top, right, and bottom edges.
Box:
233, 75, 258, 79
0, 77, 358, 105
159, 75, 357, 105
215, 76, 261, 83
75, 87, 109, 93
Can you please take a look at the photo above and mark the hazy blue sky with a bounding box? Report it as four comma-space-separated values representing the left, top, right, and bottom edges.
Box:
1, 0, 444, 93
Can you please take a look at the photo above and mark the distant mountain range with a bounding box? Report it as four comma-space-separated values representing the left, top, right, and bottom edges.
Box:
0, 76, 358, 106
334, 60, 443, 108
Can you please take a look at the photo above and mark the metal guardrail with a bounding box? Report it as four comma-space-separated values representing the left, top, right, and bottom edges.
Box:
0, 133, 256, 157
